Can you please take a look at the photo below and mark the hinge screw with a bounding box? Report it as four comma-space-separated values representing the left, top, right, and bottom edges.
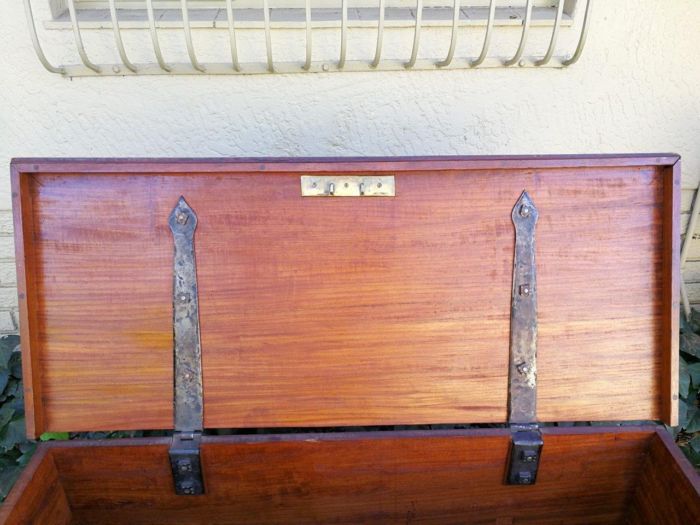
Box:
179, 481, 195, 495
519, 205, 530, 218
519, 284, 531, 297
176, 212, 188, 225
516, 362, 530, 375
177, 458, 192, 472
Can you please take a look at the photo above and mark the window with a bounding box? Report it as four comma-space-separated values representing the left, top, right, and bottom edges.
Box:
27, 0, 590, 75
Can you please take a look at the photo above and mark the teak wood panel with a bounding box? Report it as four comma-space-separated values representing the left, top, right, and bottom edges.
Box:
626, 428, 700, 525
11, 157, 680, 435
2, 427, 683, 525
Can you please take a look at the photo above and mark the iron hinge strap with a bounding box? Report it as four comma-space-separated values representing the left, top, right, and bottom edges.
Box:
168, 197, 205, 496
506, 191, 543, 486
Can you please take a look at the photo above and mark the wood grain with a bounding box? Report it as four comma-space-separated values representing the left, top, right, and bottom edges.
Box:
10, 157, 680, 435
10, 166, 43, 438
626, 428, 700, 525
661, 160, 681, 425
0, 444, 72, 525
23, 428, 655, 524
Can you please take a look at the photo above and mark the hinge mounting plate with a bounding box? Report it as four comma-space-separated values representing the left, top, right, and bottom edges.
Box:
506, 191, 542, 486
168, 196, 205, 496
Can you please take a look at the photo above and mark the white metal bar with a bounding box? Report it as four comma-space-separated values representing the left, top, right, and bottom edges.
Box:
263, 0, 274, 72
181, 0, 205, 72
303, 0, 312, 70
504, 0, 533, 66
146, 0, 171, 72
535, 0, 564, 66
108, 0, 137, 72
23, 0, 64, 74
66, 0, 101, 73
562, 0, 593, 66
339, 0, 348, 69
436, 0, 460, 67
405, 0, 423, 69
225, 0, 241, 71
682, 280, 692, 320
681, 185, 700, 268
57, 57, 570, 77
370, 0, 386, 68
471, 0, 496, 67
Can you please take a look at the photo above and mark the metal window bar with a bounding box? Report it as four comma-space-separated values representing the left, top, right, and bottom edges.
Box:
66, 0, 101, 72
339, 0, 348, 69
471, 0, 497, 67
263, 0, 274, 72
405, 0, 423, 69
24, 0, 594, 76
225, 0, 241, 71
23, 0, 64, 74
370, 0, 386, 68
146, 0, 171, 71
436, 0, 460, 68
181, 0, 206, 71
535, 0, 564, 66
108, 0, 137, 72
504, 0, 533, 66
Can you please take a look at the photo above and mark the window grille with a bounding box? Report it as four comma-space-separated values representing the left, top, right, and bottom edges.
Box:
24, 0, 592, 76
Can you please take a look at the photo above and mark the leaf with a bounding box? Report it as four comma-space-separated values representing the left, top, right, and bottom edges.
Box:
16, 443, 36, 467
0, 406, 15, 431
684, 409, 700, 433
0, 466, 21, 501
680, 357, 691, 398
679, 396, 696, 429
690, 434, 700, 454
0, 416, 26, 452
0, 352, 10, 372
8, 352, 21, 379
680, 443, 700, 468
39, 432, 69, 442
680, 331, 700, 358
0, 368, 8, 397
688, 362, 700, 388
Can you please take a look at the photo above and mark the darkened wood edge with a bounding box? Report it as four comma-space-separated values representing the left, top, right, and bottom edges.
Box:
25, 425, 659, 451
654, 426, 700, 492
10, 154, 682, 175
11, 167, 43, 438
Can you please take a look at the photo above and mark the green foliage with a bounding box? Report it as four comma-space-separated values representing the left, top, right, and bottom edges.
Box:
0, 335, 36, 502
677, 309, 700, 466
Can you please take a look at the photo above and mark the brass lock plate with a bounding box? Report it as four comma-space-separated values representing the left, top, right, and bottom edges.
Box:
300, 175, 395, 197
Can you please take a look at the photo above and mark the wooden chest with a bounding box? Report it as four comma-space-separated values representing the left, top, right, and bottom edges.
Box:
1, 155, 698, 524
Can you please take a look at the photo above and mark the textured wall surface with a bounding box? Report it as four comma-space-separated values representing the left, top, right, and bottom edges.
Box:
0, 1, 699, 333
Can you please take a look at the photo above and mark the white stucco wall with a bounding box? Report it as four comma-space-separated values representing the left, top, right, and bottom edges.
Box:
0, 0, 699, 333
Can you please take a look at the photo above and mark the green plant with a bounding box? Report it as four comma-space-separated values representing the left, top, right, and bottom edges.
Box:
676, 309, 700, 466
0, 335, 35, 502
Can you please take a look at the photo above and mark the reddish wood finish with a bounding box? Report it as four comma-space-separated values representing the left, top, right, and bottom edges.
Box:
0, 427, 672, 525
661, 160, 681, 426
11, 165, 44, 438
626, 428, 700, 524
10, 156, 680, 435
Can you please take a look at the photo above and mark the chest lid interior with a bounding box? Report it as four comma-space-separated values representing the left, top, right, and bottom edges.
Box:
11, 155, 680, 438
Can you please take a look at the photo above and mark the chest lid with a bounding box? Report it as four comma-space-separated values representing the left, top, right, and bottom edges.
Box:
12, 155, 680, 438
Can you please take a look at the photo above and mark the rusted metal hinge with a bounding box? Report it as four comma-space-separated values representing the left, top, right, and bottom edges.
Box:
168, 197, 205, 496
506, 191, 543, 486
